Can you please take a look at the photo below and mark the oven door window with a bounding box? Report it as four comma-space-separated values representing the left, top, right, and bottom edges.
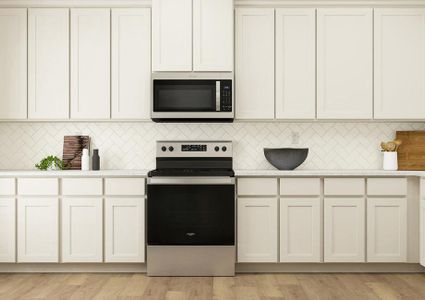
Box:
147, 184, 235, 245
153, 80, 216, 112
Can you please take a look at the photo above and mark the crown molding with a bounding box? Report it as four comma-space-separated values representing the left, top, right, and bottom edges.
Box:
0, 0, 151, 7
235, 0, 425, 7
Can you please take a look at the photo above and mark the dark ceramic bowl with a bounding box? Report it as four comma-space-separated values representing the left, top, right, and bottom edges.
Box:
264, 148, 309, 170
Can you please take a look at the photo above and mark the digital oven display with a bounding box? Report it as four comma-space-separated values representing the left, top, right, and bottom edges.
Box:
181, 144, 207, 152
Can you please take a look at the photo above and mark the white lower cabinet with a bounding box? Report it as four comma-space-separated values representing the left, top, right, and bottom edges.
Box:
105, 198, 145, 262
17, 197, 59, 262
237, 197, 278, 262
62, 198, 103, 262
367, 197, 407, 262
0, 198, 15, 262
324, 197, 365, 262
421, 198, 425, 267
280, 197, 321, 262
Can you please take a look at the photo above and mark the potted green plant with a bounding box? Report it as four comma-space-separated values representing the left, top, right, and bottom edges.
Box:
35, 156, 68, 171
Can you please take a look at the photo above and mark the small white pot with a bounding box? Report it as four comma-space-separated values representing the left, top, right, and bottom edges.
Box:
382, 151, 398, 171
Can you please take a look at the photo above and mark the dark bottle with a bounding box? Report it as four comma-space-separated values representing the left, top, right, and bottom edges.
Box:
92, 149, 100, 171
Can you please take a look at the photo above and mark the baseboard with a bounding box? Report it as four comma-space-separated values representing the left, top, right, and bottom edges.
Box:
236, 263, 425, 273
0, 263, 423, 274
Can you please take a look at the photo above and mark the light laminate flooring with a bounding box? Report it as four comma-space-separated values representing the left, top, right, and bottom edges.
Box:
1, 273, 425, 299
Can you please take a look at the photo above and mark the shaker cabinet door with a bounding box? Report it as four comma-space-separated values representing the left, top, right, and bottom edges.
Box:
71, 9, 110, 119
324, 197, 365, 262
237, 197, 278, 262
105, 198, 145, 262
193, 0, 233, 71
374, 9, 425, 119
112, 8, 151, 119
235, 8, 275, 119
28, 8, 69, 119
17, 198, 59, 262
367, 197, 407, 262
275, 9, 316, 119
62, 198, 103, 262
0, 198, 15, 262
152, 0, 192, 71
317, 9, 373, 119
0, 9, 27, 119
280, 197, 321, 262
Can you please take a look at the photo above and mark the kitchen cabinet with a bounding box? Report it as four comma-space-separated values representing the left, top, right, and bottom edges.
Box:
28, 8, 69, 119
235, 8, 275, 119
62, 198, 103, 262
237, 197, 278, 262
0, 198, 15, 262
17, 197, 59, 262
112, 8, 151, 119
237, 178, 277, 196
367, 197, 407, 262
421, 189, 425, 267
0, 9, 27, 119
275, 9, 316, 119
324, 197, 365, 262
105, 198, 145, 262
153, 0, 233, 72
317, 8, 373, 119
374, 9, 425, 119
193, 0, 233, 71
71, 9, 110, 119
280, 197, 321, 262
152, 0, 192, 71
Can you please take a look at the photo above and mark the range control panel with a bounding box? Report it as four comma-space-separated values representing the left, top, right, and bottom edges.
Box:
157, 141, 232, 158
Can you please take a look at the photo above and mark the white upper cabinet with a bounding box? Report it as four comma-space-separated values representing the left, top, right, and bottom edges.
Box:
317, 8, 373, 119
111, 8, 151, 119
374, 9, 425, 119
235, 8, 275, 119
71, 9, 110, 119
275, 9, 316, 119
0, 9, 27, 120
28, 8, 69, 120
152, 0, 192, 71
193, 0, 233, 71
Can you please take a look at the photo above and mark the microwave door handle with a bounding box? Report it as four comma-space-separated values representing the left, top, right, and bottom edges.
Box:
216, 81, 221, 112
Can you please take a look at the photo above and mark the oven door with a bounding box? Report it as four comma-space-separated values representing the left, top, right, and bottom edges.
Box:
147, 177, 235, 246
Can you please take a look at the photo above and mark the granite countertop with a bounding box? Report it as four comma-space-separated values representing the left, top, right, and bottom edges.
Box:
0, 169, 424, 177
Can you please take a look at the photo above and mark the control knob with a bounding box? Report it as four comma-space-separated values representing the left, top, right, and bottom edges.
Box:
161, 146, 167, 152
169, 146, 174, 152
214, 146, 220, 152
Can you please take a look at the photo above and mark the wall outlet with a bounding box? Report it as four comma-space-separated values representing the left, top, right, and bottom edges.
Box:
291, 131, 300, 144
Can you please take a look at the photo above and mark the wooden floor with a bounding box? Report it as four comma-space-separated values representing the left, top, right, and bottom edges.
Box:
1, 273, 425, 299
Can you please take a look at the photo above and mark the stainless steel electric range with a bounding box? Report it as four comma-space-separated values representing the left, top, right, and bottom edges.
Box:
147, 141, 235, 276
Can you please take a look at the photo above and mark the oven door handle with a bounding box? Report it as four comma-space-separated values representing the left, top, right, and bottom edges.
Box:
147, 177, 235, 185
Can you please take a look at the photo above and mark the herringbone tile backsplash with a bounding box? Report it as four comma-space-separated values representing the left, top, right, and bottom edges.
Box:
0, 122, 423, 170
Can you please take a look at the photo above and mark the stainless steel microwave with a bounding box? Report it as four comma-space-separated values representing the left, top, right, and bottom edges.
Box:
151, 73, 233, 122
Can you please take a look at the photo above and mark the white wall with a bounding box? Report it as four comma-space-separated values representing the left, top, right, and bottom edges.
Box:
0, 122, 423, 170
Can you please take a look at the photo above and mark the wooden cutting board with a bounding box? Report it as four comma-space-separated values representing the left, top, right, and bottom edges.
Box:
396, 131, 425, 170
62, 135, 90, 170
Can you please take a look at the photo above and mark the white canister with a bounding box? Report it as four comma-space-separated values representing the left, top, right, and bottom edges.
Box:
81, 148, 90, 171
382, 151, 398, 171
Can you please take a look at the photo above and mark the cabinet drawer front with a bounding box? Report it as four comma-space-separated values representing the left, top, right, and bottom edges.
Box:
105, 178, 145, 196
324, 178, 365, 196
18, 178, 58, 195
367, 178, 407, 196
62, 178, 103, 196
280, 178, 320, 196
0, 178, 15, 195
238, 178, 277, 196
